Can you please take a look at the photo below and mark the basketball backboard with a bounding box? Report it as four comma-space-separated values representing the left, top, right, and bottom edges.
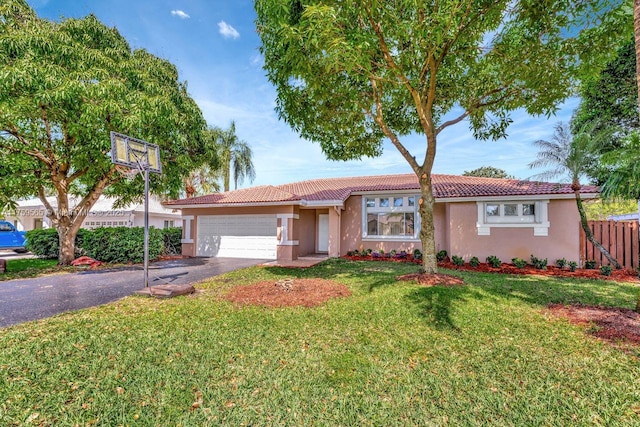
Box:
110, 132, 162, 173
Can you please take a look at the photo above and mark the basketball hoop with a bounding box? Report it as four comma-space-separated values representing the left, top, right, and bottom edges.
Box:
109, 131, 162, 289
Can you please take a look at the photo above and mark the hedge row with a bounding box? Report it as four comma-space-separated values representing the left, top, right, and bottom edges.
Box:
26, 227, 182, 263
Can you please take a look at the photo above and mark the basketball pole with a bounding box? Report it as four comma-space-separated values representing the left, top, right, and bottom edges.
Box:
143, 164, 150, 288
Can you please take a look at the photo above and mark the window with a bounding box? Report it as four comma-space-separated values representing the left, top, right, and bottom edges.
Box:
484, 202, 537, 224
476, 200, 550, 236
363, 195, 419, 240
164, 220, 175, 229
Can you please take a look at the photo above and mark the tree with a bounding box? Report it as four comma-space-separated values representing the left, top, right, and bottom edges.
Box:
529, 122, 621, 269
601, 132, 640, 311
255, 0, 629, 273
0, 1, 207, 264
211, 122, 256, 192
462, 166, 514, 179
573, 39, 639, 134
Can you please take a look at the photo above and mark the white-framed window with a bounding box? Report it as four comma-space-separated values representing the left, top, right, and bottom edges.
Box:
164, 220, 175, 229
363, 195, 420, 240
476, 200, 549, 236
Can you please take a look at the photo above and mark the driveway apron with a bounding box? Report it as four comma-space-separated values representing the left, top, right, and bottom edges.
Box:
0, 257, 266, 328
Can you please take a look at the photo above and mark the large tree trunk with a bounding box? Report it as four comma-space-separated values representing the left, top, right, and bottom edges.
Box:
57, 221, 81, 265
418, 173, 437, 274
574, 189, 621, 269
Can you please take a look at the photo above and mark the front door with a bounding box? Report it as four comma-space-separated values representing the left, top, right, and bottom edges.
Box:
317, 214, 329, 253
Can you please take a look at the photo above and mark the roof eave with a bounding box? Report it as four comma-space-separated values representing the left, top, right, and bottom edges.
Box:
164, 200, 306, 209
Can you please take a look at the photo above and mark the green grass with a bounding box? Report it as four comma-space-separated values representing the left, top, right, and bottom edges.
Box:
1, 258, 60, 281
1, 259, 639, 425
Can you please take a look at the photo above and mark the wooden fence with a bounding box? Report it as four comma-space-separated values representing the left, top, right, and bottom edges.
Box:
579, 220, 639, 269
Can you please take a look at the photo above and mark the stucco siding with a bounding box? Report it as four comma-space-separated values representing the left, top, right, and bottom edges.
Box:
447, 199, 580, 262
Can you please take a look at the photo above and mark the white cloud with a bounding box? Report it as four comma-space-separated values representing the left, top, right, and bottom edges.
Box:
171, 10, 190, 19
218, 21, 240, 39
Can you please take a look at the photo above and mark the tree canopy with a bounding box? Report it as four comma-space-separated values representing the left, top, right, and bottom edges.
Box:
462, 166, 514, 179
255, 0, 630, 272
0, 0, 208, 263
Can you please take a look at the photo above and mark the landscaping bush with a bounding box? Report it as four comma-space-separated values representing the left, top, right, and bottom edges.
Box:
584, 259, 597, 269
512, 257, 527, 269
600, 265, 613, 276
436, 250, 447, 262
469, 256, 480, 267
555, 258, 567, 269
486, 255, 501, 268
530, 255, 547, 270
451, 255, 465, 266
25, 228, 59, 258
568, 261, 578, 272
26, 228, 88, 259
412, 249, 422, 260
162, 227, 182, 255
82, 226, 163, 264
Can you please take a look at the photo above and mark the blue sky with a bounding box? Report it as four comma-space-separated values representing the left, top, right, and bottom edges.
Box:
26, 0, 577, 188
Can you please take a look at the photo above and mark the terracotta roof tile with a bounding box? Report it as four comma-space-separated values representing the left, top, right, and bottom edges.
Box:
166, 173, 598, 206
168, 185, 300, 206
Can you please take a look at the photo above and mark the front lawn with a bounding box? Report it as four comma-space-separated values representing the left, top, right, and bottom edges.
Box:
1, 259, 639, 425
0, 258, 59, 281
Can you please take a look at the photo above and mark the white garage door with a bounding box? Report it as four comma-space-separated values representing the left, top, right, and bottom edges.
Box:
197, 214, 277, 259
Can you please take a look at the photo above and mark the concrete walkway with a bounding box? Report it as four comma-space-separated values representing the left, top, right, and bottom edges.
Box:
0, 257, 266, 328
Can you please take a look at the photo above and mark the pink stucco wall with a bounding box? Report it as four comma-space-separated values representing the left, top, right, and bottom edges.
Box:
297, 209, 318, 256
338, 195, 580, 262
180, 196, 582, 263
447, 199, 580, 263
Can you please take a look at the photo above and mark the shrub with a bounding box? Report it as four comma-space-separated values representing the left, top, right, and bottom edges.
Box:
26, 228, 88, 259
83, 226, 163, 264
25, 228, 59, 259
486, 255, 501, 268
378, 249, 386, 256
530, 255, 547, 270
584, 259, 597, 269
395, 250, 408, 259
469, 256, 480, 267
600, 265, 613, 276
555, 258, 567, 269
436, 250, 447, 262
451, 255, 465, 266
389, 249, 397, 257
512, 257, 527, 269
412, 249, 422, 260
568, 261, 578, 272
162, 227, 182, 255
364, 248, 373, 256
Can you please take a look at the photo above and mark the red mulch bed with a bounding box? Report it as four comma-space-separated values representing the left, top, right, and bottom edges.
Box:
548, 304, 640, 347
396, 273, 465, 287
343, 255, 639, 283
223, 278, 351, 308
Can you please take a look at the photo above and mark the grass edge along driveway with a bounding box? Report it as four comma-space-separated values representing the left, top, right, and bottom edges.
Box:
1, 258, 639, 426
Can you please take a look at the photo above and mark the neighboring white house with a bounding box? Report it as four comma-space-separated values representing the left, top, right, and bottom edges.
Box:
3, 196, 181, 231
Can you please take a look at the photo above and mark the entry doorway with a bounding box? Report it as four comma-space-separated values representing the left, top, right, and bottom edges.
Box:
317, 214, 329, 253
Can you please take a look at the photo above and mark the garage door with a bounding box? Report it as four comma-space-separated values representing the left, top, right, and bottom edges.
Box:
197, 214, 277, 259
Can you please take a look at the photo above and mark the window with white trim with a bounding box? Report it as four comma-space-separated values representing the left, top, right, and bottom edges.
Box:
476, 200, 550, 236
363, 195, 419, 239
484, 202, 537, 223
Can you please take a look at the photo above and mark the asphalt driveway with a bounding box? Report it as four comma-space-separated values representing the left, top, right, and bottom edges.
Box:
0, 257, 267, 328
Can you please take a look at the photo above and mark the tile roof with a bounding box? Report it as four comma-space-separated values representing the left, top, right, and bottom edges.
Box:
166, 173, 598, 206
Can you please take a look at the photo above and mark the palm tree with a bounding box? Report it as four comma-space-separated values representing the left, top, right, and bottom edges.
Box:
183, 166, 221, 198
529, 122, 621, 269
214, 121, 256, 192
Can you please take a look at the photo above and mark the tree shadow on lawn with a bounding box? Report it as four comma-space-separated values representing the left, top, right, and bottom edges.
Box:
403, 285, 472, 331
